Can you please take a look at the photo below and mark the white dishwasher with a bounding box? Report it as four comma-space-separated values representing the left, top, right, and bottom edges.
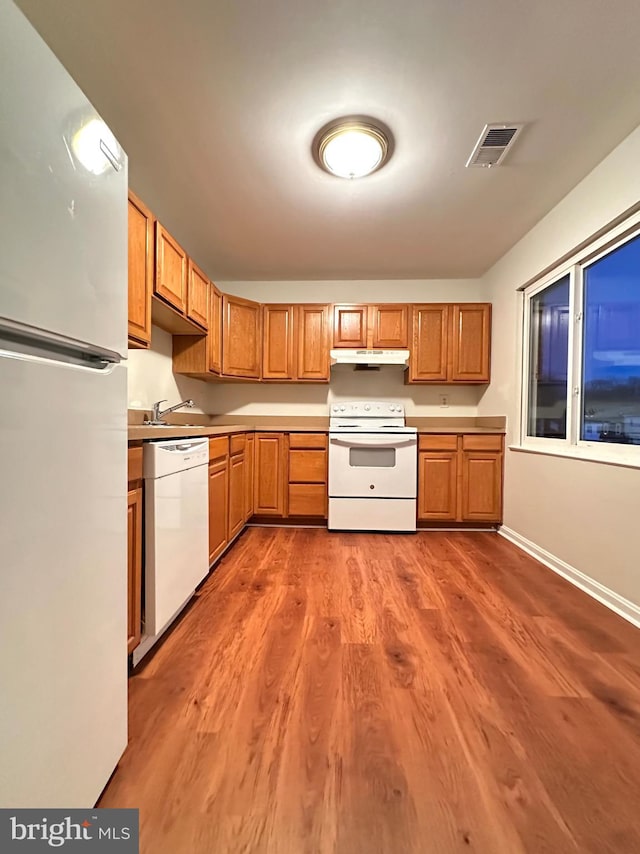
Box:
139, 438, 209, 659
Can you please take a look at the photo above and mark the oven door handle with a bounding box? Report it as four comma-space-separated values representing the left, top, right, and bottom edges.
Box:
329, 436, 416, 448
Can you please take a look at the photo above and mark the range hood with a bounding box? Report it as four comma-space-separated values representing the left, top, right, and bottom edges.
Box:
330, 349, 410, 367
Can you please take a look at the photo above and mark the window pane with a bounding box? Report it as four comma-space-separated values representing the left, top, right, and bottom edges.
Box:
527, 274, 570, 438
582, 233, 640, 445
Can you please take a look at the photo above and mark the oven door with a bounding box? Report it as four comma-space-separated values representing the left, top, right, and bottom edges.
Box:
328, 432, 417, 498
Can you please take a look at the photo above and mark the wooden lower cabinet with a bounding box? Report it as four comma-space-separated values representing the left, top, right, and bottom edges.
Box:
288, 483, 326, 517
127, 485, 143, 654
208, 457, 228, 564
245, 434, 255, 521
254, 433, 286, 515
228, 452, 246, 540
418, 434, 503, 524
287, 433, 327, 518
460, 451, 503, 521
418, 452, 458, 521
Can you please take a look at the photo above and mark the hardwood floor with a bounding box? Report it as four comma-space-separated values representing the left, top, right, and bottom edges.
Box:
100, 529, 640, 853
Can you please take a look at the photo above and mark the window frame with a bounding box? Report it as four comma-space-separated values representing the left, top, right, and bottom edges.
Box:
519, 212, 640, 467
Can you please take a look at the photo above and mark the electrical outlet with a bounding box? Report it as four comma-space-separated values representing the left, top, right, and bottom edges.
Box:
439, 394, 449, 408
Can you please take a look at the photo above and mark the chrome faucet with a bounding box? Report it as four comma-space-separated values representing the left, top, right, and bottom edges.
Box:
147, 399, 195, 425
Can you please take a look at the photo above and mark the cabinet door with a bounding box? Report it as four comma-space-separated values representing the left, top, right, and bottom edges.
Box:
187, 260, 209, 331
254, 433, 285, 515
450, 304, 491, 383
208, 458, 228, 564
262, 304, 294, 380
245, 434, 255, 521
296, 304, 330, 381
418, 452, 458, 521
228, 452, 246, 540
208, 284, 222, 374
127, 486, 143, 654
372, 304, 408, 348
127, 191, 154, 348
222, 295, 262, 378
154, 223, 187, 313
460, 451, 502, 522
409, 305, 449, 382
333, 304, 368, 348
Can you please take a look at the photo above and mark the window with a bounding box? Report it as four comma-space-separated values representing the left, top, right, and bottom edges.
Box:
522, 222, 640, 459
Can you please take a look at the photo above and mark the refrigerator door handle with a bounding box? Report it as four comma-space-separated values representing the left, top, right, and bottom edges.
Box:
0, 317, 122, 373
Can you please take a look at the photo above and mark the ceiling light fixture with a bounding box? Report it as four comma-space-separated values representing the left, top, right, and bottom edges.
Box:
314, 118, 391, 179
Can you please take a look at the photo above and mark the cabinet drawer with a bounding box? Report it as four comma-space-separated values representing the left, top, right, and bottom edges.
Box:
288, 432, 328, 449
418, 434, 458, 451
462, 434, 503, 451
229, 433, 246, 456
209, 436, 229, 461
289, 449, 327, 483
128, 445, 143, 483
288, 484, 327, 517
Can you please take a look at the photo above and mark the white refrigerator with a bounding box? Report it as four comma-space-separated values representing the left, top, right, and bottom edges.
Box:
0, 0, 128, 807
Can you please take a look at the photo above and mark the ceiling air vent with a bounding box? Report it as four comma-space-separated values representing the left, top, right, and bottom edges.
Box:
466, 123, 524, 168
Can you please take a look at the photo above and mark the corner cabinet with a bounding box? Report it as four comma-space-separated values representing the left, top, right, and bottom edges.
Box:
222, 295, 262, 378
409, 303, 491, 384
418, 433, 503, 524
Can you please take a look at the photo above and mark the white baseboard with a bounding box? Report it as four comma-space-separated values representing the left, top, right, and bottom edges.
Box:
499, 526, 640, 629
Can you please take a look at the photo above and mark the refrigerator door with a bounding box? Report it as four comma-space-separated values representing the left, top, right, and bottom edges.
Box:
0, 0, 128, 357
0, 353, 128, 808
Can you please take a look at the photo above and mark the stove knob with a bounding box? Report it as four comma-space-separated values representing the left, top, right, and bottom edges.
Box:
364, 404, 371, 411
339, 405, 346, 412
331, 405, 339, 412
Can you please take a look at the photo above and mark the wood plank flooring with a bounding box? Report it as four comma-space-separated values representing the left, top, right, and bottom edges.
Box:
99, 529, 640, 853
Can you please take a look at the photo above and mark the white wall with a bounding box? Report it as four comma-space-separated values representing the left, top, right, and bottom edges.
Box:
127, 327, 213, 412
221, 278, 486, 304
481, 123, 640, 608
129, 279, 490, 415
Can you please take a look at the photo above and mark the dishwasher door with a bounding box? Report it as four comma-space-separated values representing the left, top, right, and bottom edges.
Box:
144, 440, 209, 636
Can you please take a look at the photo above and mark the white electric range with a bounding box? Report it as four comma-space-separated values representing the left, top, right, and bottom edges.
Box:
328, 401, 417, 532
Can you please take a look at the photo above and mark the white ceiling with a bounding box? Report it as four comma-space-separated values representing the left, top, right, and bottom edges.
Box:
16, 0, 640, 282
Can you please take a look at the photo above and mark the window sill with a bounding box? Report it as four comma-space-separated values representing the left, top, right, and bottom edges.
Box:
508, 442, 640, 471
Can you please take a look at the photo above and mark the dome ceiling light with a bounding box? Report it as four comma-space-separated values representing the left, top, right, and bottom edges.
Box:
314, 118, 392, 179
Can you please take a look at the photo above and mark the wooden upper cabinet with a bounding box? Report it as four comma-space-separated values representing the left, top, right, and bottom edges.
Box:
372, 304, 408, 348
254, 433, 285, 515
451, 304, 491, 383
333, 305, 368, 348
154, 223, 187, 313
208, 284, 222, 374
262, 304, 294, 380
409, 305, 450, 382
222, 295, 262, 378
186, 260, 209, 331
127, 191, 154, 348
296, 304, 330, 381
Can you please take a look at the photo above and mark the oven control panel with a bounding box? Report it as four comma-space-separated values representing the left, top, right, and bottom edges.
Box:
330, 401, 405, 417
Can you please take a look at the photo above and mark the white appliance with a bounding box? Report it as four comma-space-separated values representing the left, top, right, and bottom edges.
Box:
133, 439, 209, 664
330, 349, 410, 366
0, 1, 128, 808
328, 401, 418, 532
